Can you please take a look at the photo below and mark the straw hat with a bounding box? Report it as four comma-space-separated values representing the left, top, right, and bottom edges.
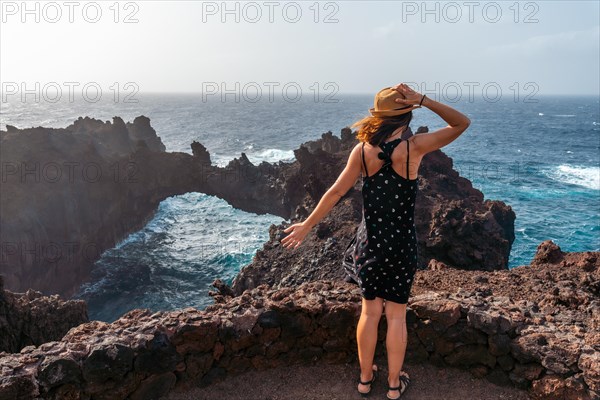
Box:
369, 86, 422, 117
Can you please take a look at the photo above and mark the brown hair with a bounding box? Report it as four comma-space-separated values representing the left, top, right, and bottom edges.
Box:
350, 112, 413, 147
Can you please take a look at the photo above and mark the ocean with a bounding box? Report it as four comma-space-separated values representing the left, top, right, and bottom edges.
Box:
2, 93, 598, 322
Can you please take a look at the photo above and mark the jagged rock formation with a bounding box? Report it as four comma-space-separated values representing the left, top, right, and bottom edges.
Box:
1, 117, 514, 297
230, 127, 515, 294
0, 116, 170, 297
0, 275, 88, 353
0, 241, 597, 399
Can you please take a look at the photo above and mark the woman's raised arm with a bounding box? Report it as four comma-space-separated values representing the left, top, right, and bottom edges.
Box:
393, 83, 471, 156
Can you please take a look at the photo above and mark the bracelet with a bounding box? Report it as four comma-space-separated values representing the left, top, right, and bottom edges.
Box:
419, 94, 427, 107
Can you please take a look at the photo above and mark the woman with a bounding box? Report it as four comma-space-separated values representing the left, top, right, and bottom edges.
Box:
280, 83, 470, 399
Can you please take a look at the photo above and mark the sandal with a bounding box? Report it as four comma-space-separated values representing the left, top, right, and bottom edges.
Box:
386, 371, 410, 399
357, 364, 378, 398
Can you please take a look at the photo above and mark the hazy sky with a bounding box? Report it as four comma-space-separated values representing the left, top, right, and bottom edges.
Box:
1, 1, 599, 96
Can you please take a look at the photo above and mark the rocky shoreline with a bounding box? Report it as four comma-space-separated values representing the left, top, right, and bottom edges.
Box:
1, 117, 514, 297
1, 117, 598, 399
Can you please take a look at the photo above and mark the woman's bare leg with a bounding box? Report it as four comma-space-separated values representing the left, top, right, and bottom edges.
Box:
384, 300, 408, 397
356, 296, 384, 393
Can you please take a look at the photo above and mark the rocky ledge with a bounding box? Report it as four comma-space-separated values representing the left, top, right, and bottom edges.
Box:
0, 241, 598, 400
0, 275, 88, 354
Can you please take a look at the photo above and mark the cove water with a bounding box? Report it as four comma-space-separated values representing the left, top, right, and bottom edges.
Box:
2, 94, 598, 322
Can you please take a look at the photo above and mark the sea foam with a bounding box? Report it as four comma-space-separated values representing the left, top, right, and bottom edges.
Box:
545, 164, 600, 190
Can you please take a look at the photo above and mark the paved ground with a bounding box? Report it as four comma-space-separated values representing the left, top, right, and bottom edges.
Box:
163, 359, 530, 400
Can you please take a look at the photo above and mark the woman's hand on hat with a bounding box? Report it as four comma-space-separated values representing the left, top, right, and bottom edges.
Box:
281, 221, 310, 249
392, 83, 423, 106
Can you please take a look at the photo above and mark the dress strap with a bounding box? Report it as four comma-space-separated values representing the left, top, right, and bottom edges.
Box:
361, 142, 369, 177
406, 139, 410, 179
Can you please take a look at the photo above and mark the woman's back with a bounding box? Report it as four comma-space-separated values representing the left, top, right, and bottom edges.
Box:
344, 136, 419, 303
360, 136, 421, 181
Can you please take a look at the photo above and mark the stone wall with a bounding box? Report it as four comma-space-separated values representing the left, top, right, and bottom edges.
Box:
408, 291, 598, 400
1, 280, 597, 400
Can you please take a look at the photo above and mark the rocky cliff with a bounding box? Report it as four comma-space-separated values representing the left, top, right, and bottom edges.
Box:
0, 241, 597, 400
0, 275, 88, 354
0, 117, 515, 297
230, 126, 515, 294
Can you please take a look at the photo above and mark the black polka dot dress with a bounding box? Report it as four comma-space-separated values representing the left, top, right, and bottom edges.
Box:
343, 137, 419, 304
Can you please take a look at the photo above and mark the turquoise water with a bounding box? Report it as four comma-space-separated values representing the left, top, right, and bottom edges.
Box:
69, 193, 278, 322
2, 94, 598, 321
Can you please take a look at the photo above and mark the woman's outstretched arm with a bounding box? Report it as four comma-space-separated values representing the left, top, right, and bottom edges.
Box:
281, 143, 363, 249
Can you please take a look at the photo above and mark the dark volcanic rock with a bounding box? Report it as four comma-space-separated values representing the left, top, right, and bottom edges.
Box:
0, 247, 597, 399
0, 116, 291, 296
0, 274, 88, 353
231, 126, 515, 295
4, 116, 596, 399
0, 116, 171, 297
412, 241, 600, 399
1, 119, 514, 298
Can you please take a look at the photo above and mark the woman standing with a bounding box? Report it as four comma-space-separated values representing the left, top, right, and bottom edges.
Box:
281, 83, 471, 398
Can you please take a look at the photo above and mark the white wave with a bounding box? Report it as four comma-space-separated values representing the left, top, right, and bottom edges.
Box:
545, 164, 600, 190
553, 114, 576, 117
248, 148, 296, 164
212, 148, 296, 167
538, 113, 544, 116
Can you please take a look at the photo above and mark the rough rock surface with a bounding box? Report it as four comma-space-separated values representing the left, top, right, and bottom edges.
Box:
0, 241, 597, 400
1, 118, 514, 297
229, 126, 516, 294
0, 275, 88, 354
